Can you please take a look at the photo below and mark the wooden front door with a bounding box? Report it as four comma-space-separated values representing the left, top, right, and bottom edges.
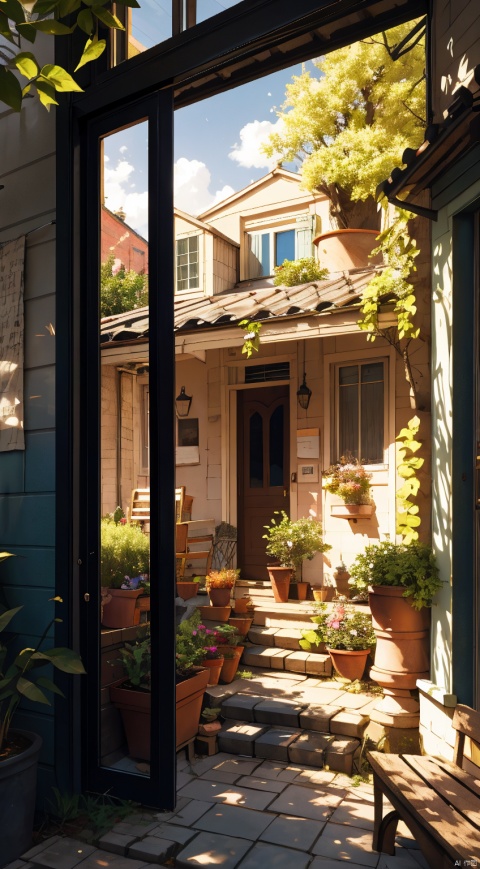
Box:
237, 386, 289, 579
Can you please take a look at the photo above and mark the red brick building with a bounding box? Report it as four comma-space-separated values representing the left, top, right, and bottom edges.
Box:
100, 205, 148, 274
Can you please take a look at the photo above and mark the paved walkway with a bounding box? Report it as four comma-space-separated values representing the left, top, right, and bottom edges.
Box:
8, 751, 427, 869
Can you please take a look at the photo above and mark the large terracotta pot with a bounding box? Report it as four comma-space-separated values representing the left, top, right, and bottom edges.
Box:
313, 228, 382, 270
198, 605, 231, 622
200, 657, 224, 686
220, 646, 243, 683
327, 648, 370, 681
0, 731, 42, 868
110, 667, 209, 760
228, 616, 253, 636
267, 566, 293, 602
208, 586, 232, 606
176, 581, 199, 600
101, 588, 150, 629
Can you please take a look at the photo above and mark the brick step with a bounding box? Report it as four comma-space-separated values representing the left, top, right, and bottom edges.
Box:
248, 624, 313, 651
242, 644, 332, 677
220, 693, 369, 738
217, 718, 360, 775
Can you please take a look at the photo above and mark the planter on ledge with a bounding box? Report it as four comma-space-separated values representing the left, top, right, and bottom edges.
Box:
198, 604, 231, 622
101, 588, 150, 629
176, 581, 199, 600
330, 504, 375, 519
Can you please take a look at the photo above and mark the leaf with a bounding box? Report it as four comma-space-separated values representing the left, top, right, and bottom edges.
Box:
0, 11, 15, 43
25, 19, 74, 34
74, 37, 106, 72
39, 65, 83, 92
77, 9, 94, 35
0, 605, 22, 633
36, 79, 59, 108
58, 0, 82, 15
36, 676, 65, 697
17, 676, 51, 704
31, 0, 63, 14
114, 0, 140, 7
14, 52, 39, 80
1, 0, 27, 25
92, 6, 124, 29
38, 647, 86, 674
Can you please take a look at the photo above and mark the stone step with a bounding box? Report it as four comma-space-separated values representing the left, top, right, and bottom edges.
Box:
217, 719, 360, 775
243, 644, 332, 677
248, 624, 321, 650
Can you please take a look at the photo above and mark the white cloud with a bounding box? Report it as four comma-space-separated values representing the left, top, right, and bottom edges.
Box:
229, 119, 284, 169
104, 159, 148, 237
174, 157, 234, 215
119, 145, 128, 154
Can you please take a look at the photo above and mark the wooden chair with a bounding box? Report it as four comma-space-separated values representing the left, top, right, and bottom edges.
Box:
130, 488, 150, 527
176, 522, 213, 579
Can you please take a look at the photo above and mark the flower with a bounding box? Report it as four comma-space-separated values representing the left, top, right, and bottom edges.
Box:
323, 456, 372, 505
300, 603, 376, 652
206, 569, 240, 589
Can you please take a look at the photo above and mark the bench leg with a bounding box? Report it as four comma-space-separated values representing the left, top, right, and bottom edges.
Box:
373, 776, 400, 855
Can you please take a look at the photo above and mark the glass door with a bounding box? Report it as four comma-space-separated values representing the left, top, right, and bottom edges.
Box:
79, 91, 176, 805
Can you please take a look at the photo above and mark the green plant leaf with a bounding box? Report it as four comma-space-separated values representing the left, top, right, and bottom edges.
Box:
24, 19, 74, 34
36, 676, 65, 697
17, 677, 51, 704
36, 80, 59, 108
74, 38, 106, 72
31, 0, 63, 14
39, 65, 83, 92
14, 52, 39, 80
92, 6, 124, 29
77, 8, 95, 34
0, 66, 22, 111
114, 0, 140, 7
0, 605, 22, 633
33, 647, 86, 674
58, 0, 82, 15
0, 11, 15, 42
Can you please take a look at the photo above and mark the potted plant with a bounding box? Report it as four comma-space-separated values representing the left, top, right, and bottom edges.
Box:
206, 569, 239, 606
348, 541, 441, 723
194, 623, 225, 686
215, 624, 244, 683
110, 611, 210, 760
300, 601, 376, 681
101, 516, 150, 628
263, 511, 331, 602
323, 456, 374, 517
0, 576, 85, 866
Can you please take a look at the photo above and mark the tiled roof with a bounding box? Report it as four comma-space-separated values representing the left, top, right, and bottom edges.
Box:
100, 267, 378, 345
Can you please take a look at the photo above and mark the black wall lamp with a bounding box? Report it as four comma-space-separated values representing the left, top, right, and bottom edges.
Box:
175, 386, 192, 417
297, 372, 312, 410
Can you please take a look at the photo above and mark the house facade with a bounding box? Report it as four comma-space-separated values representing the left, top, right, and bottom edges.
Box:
2, 0, 465, 810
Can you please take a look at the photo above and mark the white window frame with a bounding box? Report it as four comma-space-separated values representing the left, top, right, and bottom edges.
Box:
244, 214, 315, 280
333, 357, 388, 465
176, 232, 201, 292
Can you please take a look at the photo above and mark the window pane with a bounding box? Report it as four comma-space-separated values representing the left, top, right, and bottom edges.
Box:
128, 2, 172, 57
339, 383, 359, 459
248, 233, 270, 278
361, 362, 383, 384
361, 378, 384, 462
176, 236, 199, 290
339, 365, 359, 386
269, 405, 284, 486
197, 0, 243, 25
249, 412, 263, 487
275, 229, 295, 266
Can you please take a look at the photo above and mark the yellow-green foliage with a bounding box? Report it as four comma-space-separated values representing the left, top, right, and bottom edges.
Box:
273, 257, 328, 287
396, 416, 424, 544
263, 21, 425, 205
239, 319, 262, 358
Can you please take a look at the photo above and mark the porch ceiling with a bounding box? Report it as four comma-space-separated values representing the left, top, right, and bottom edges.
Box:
100, 267, 379, 349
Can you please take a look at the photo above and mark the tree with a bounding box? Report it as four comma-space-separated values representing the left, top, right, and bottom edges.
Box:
100, 255, 148, 317
264, 20, 426, 230
0, 0, 138, 111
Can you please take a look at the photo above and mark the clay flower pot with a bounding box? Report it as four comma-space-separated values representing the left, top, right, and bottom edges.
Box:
101, 588, 150, 629
294, 581, 309, 601
208, 586, 232, 606
176, 581, 199, 600
200, 657, 224, 686
220, 646, 243, 683
312, 587, 328, 602
327, 647, 370, 681
198, 605, 231, 622
313, 228, 383, 270
228, 616, 253, 637
267, 566, 293, 602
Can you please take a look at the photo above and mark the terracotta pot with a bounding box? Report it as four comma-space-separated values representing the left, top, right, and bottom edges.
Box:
294, 581, 309, 601
208, 586, 232, 606
368, 585, 430, 632
200, 657, 224, 686
197, 605, 231, 622
228, 616, 253, 636
267, 566, 293, 602
313, 228, 382, 270
220, 646, 243, 683
110, 667, 210, 760
327, 647, 370, 681
233, 599, 249, 613
312, 587, 328, 602
101, 588, 150, 629
176, 581, 199, 600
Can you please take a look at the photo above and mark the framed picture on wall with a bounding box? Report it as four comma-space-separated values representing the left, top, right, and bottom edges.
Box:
176, 418, 200, 465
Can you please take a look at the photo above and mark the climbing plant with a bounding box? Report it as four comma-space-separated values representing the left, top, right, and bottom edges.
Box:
239, 319, 262, 359
395, 415, 424, 544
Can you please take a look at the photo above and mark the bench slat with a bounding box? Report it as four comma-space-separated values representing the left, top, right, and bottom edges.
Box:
403, 754, 480, 828
368, 751, 480, 860
424, 756, 480, 799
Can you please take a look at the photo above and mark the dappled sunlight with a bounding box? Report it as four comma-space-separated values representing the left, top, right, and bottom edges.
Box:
187, 850, 228, 865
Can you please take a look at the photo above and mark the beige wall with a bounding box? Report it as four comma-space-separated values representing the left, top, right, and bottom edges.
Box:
432, 0, 480, 120
175, 212, 238, 298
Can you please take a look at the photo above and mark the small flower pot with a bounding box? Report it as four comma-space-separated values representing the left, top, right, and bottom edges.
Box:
267, 566, 293, 603
228, 616, 253, 637
208, 587, 232, 606
293, 581, 309, 601
198, 605, 231, 622
200, 657, 224, 686
327, 647, 370, 681
233, 598, 249, 613
101, 588, 150, 629
176, 581, 199, 600
220, 647, 243, 684
312, 587, 328, 602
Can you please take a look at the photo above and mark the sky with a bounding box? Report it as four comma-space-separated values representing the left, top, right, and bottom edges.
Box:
103, 61, 315, 239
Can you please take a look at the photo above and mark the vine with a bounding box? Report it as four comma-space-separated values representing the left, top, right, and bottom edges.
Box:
395, 415, 424, 544
239, 319, 262, 358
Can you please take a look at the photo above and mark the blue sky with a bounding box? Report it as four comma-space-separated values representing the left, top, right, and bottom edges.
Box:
103, 61, 314, 237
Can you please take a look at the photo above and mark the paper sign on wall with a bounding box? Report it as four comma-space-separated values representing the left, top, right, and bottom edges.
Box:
297, 428, 320, 459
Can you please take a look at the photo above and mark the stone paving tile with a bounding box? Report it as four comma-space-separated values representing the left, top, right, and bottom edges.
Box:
258, 813, 323, 851
22, 838, 96, 869
377, 850, 426, 869
254, 726, 302, 762
127, 838, 176, 862
97, 832, 137, 856
4, 862, 35, 869
111, 821, 159, 838
312, 822, 380, 866
167, 799, 213, 827
252, 760, 305, 782
292, 767, 337, 786
72, 851, 152, 869
267, 784, 345, 822
329, 797, 375, 830
175, 831, 252, 868
189, 751, 233, 775
236, 678, 302, 697
148, 824, 196, 844
236, 842, 311, 869
176, 770, 195, 788
310, 859, 372, 869
194, 803, 275, 840
246, 666, 308, 681
200, 769, 242, 784
177, 778, 279, 809
294, 687, 346, 705
235, 774, 290, 793
206, 756, 263, 776
339, 692, 379, 710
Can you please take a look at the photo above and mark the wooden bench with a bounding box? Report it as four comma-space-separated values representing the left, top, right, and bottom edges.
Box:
176, 522, 213, 579
368, 704, 480, 867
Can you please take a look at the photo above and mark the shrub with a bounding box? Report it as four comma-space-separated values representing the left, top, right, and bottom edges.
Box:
273, 257, 328, 287
263, 511, 331, 573
348, 541, 441, 610
100, 518, 150, 588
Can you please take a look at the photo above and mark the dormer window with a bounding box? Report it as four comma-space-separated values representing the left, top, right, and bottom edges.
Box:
176, 234, 199, 291
246, 225, 313, 279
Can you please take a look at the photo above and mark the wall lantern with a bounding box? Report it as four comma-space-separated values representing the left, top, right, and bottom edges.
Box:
175, 386, 192, 417
296, 372, 312, 411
